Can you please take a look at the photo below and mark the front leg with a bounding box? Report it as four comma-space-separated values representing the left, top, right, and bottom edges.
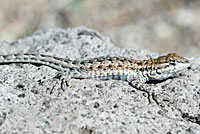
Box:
129, 79, 165, 107
129, 79, 152, 104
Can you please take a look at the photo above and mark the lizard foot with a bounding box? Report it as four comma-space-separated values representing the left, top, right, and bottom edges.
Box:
46, 70, 71, 94
151, 91, 173, 108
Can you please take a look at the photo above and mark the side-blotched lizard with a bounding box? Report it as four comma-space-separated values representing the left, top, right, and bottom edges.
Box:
0, 53, 190, 106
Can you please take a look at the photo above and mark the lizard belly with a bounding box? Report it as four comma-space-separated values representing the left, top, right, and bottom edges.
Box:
87, 70, 136, 81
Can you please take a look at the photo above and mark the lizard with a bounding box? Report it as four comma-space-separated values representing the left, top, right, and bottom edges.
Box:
0, 53, 190, 106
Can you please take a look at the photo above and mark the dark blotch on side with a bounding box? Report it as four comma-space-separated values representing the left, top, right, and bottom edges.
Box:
72, 61, 79, 65
80, 61, 86, 65
88, 66, 93, 70
97, 65, 103, 69
87, 60, 94, 64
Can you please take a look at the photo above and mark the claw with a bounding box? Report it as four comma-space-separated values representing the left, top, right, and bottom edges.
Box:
151, 92, 173, 107
152, 92, 165, 107
60, 76, 69, 91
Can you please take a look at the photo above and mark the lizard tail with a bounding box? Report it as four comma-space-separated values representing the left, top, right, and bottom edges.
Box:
0, 54, 73, 70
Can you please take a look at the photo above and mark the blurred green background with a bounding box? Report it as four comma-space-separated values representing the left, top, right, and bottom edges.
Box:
0, 0, 200, 56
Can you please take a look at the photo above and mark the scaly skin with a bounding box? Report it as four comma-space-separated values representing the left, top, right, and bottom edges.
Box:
0, 53, 190, 106
0, 53, 190, 81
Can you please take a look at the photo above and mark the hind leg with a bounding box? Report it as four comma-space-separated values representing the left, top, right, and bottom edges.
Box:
47, 69, 71, 94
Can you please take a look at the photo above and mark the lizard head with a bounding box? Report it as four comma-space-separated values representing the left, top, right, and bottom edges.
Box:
157, 53, 189, 64
148, 53, 190, 81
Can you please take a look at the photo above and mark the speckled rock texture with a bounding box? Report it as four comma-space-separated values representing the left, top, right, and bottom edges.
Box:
0, 27, 199, 134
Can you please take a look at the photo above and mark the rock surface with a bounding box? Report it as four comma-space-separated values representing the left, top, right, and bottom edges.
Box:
0, 27, 199, 133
